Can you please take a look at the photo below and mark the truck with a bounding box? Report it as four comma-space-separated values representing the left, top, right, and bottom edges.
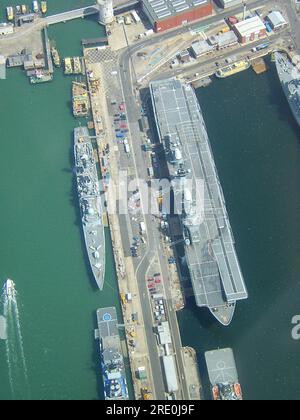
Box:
139, 222, 146, 235
251, 43, 269, 53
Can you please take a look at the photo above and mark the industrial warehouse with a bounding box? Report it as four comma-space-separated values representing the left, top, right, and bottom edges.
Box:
141, 0, 213, 32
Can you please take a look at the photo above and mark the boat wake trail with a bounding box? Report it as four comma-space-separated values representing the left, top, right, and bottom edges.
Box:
1, 283, 30, 400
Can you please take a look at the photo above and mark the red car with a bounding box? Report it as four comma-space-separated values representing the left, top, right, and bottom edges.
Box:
119, 103, 125, 111
155, 278, 161, 284
147, 277, 154, 282
148, 283, 155, 289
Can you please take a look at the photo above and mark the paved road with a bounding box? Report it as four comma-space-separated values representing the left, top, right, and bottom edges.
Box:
158, 33, 285, 81
119, 31, 192, 401
116, 70, 167, 398
283, 0, 300, 53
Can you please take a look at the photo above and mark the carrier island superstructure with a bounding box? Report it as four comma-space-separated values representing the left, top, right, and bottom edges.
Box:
74, 127, 105, 289
95, 307, 129, 400
150, 78, 248, 326
205, 348, 243, 400
275, 51, 300, 128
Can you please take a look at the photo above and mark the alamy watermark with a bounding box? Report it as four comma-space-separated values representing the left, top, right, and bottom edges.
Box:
291, 315, 300, 340
103, 170, 205, 219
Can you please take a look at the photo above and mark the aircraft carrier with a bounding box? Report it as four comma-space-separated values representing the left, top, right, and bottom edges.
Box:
74, 127, 105, 289
205, 348, 242, 400
95, 307, 129, 400
150, 78, 248, 326
275, 51, 300, 128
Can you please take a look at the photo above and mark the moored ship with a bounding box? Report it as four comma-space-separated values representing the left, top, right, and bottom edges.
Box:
3, 279, 16, 300
95, 307, 129, 400
64, 57, 73, 75
205, 348, 243, 401
32, 1, 39, 13
29, 69, 52, 84
72, 81, 90, 117
72, 57, 82, 75
41, 1, 47, 14
6, 7, 14, 21
74, 127, 105, 289
51, 46, 61, 67
215, 59, 251, 78
275, 51, 300, 128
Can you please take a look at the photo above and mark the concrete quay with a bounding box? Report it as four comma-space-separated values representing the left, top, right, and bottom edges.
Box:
85, 53, 158, 400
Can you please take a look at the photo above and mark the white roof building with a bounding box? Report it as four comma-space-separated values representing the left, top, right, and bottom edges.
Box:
219, 0, 243, 8
234, 16, 266, 42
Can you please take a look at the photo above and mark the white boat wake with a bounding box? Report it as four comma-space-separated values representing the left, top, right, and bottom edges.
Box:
1, 281, 30, 400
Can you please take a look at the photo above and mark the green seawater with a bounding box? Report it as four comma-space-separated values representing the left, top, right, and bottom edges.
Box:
178, 62, 300, 401
0, 1, 133, 401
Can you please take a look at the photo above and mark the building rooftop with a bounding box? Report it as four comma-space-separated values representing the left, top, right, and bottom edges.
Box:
217, 30, 238, 47
142, 0, 210, 22
191, 39, 214, 56
267, 11, 287, 27
234, 15, 266, 36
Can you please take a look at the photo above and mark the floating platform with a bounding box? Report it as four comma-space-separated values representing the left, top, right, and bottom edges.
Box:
252, 58, 267, 75
192, 77, 212, 89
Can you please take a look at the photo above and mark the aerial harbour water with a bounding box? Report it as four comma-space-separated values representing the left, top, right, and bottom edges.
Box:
1, 1, 300, 401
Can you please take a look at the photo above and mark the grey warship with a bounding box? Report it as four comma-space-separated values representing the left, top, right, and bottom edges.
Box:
74, 127, 105, 289
150, 78, 248, 326
95, 307, 129, 400
275, 51, 300, 127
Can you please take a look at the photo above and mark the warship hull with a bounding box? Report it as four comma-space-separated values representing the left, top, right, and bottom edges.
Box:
150, 79, 248, 326
95, 307, 129, 400
74, 127, 105, 289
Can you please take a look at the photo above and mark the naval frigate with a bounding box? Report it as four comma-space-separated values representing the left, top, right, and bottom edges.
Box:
275, 51, 300, 127
95, 307, 129, 400
74, 127, 105, 289
150, 78, 248, 326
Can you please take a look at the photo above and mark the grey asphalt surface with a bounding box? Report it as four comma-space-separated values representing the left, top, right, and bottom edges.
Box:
119, 36, 191, 401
